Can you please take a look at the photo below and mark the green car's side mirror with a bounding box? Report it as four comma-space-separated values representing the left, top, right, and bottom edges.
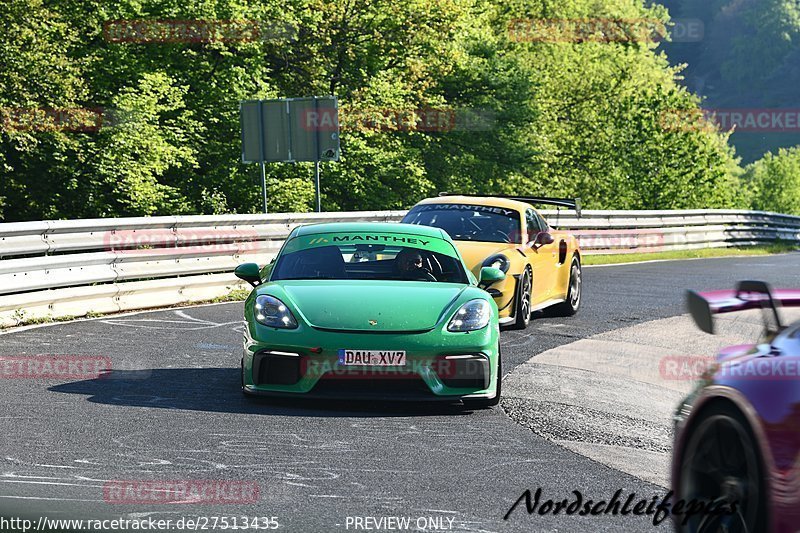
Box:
235, 263, 262, 287
479, 267, 505, 284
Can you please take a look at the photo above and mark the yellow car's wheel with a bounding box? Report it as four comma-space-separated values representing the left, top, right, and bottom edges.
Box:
551, 256, 581, 316
511, 268, 532, 330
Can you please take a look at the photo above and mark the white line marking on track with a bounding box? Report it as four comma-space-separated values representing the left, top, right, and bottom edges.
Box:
0, 479, 104, 488
0, 300, 245, 336
4, 457, 77, 469
100, 309, 241, 331
0, 495, 104, 502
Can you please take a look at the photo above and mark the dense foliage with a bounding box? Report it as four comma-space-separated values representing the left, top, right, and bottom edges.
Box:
660, 0, 800, 164
746, 147, 800, 216
0, 0, 793, 220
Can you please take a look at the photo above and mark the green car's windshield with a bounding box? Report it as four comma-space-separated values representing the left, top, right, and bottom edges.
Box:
272, 243, 468, 283
402, 204, 522, 244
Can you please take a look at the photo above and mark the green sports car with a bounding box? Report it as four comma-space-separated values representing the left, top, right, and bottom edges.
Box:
234, 222, 505, 407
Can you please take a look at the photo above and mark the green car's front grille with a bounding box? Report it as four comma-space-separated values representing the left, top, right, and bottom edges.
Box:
253, 351, 302, 386
312, 375, 433, 397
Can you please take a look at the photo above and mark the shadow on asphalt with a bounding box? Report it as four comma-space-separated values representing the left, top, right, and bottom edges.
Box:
48, 368, 481, 417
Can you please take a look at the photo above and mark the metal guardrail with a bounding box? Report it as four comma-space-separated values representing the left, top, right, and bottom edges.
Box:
1, 209, 797, 326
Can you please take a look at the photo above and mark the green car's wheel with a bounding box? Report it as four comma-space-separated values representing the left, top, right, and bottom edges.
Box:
464, 348, 502, 409
551, 256, 581, 317
511, 269, 532, 330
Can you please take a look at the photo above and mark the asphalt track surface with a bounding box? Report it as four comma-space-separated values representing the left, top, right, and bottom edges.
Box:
0, 253, 797, 532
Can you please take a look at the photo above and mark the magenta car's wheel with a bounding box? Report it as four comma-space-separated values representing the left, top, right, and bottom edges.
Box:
678, 403, 767, 532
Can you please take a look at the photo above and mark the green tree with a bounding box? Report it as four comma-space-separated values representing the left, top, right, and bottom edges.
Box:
0, 0, 88, 221
746, 147, 800, 215
0, 0, 750, 220
88, 72, 198, 216
481, 0, 742, 209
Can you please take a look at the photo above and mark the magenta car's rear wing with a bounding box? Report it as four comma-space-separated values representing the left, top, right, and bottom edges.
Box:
687, 280, 800, 335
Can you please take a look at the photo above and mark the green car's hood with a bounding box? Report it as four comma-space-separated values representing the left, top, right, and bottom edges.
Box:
265, 280, 468, 332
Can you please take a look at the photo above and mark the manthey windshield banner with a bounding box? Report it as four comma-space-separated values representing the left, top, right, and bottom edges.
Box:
283, 232, 458, 257
408, 203, 518, 218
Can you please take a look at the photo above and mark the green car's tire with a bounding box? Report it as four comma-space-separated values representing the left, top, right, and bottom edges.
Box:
463, 348, 502, 409
511, 269, 532, 330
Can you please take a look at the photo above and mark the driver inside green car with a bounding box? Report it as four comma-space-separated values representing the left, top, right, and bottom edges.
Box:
395, 249, 437, 282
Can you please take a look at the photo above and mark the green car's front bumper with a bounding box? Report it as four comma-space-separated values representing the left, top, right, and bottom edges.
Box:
242, 321, 500, 401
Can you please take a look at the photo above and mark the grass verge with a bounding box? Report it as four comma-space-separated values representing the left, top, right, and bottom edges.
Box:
583, 243, 798, 266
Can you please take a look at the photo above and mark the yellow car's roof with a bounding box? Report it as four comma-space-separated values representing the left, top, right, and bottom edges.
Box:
415, 195, 530, 214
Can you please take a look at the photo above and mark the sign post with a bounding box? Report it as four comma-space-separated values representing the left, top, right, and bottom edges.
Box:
314, 160, 321, 212
240, 96, 339, 213
257, 102, 267, 214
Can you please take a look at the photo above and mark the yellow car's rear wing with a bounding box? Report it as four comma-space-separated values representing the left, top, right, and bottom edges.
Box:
438, 193, 581, 218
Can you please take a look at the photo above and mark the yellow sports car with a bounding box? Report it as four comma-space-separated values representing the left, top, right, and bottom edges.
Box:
402, 194, 582, 329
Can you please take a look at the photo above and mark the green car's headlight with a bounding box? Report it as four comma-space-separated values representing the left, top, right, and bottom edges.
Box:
448, 299, 491, 332
254, 295, 298, 329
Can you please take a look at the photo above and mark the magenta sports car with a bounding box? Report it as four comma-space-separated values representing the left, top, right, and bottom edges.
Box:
672, 281, 800, 532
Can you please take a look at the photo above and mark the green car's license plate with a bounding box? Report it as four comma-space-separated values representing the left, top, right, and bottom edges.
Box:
337, 350, 406, 366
